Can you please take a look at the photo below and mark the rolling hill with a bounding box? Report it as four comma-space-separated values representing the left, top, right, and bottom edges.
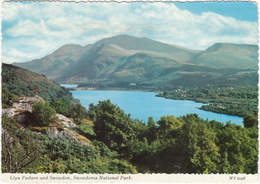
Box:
189, 43, 258, 69
14, 35, 258, 88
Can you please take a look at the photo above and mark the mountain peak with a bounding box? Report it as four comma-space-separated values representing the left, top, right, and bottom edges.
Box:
52, 44, 84, 56
95, 34, 196, 61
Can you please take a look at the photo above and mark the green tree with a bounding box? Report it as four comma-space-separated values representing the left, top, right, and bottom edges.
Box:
217, 123, 258, 173
32, 101, 57, 126
2, 116, 43, 173
51, 97, 71, 116
70, 102, 87, 124
157, 115, 183, 137
175, 114, 220, 173
87, 100, 135, 155
243, 112, 258, 128
144, 116, 158, 143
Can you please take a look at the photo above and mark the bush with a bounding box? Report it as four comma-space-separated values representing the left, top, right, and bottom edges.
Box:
32, 101, 57, 126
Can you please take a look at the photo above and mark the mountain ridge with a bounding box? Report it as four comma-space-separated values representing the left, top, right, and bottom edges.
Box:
13, 35, 258, 88
189, 43, 258, 69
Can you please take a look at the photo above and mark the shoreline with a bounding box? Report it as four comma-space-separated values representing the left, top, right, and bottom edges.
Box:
69, 87, 152, 92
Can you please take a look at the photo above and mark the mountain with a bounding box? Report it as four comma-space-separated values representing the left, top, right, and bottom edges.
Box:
14, 44, 89, 79
189, 43, 258, 69
54, 43, 136, 83
15, 35, 198, 83
13, 35, 258, 88
96, 35, 198, 61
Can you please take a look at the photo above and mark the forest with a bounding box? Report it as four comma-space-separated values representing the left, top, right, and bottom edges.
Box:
2, 97, 258, 174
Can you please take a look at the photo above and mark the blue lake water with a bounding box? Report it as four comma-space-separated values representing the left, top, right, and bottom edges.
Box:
70, 90, 243, 126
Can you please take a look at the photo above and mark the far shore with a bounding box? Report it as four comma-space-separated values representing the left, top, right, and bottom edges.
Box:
68, 87, 153, 92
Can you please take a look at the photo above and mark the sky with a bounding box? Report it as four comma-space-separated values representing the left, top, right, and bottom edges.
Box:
1, 1, 258, 64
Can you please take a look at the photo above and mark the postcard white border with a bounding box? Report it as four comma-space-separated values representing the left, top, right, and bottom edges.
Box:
0, 0, 259, 183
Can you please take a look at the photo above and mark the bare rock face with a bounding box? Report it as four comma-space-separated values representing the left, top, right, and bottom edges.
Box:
47, 127, 76, 139
46, 127, 90, 146
3, 95, 44, 122
12, 96, 44, 113
57, 113, 77, 128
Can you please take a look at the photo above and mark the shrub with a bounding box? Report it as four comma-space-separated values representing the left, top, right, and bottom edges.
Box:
32, 101, 57, 126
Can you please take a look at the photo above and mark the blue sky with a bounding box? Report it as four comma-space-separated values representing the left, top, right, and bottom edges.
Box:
174, 2, 257, 22
1, 1, 258, 63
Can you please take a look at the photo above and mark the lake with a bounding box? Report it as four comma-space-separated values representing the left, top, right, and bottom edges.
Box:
70, 90, 243, 126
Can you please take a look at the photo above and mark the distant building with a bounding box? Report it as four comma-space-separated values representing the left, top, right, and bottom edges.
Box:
129, 83, 137, 86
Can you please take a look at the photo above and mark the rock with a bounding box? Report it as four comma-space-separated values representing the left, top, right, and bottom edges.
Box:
2, 95, 44, 123
46, 127, 90, 146
56, 113, 77, 128
13, 96, 44, 113
2, 108, 16, 117
47, 127, 75, 138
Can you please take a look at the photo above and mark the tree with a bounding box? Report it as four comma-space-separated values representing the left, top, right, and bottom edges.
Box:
157, 115, 183, 138
243, 112, 258, 128
217, 123, 258, 173
87, 100, 135, 155
32, 101, 57, 126
51, 97, 71, 116
70, 102, 87, 124
175, 114, 220, 173
2, 116, 43, 173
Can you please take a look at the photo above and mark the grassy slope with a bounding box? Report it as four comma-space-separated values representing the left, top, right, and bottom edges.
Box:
2, 63, 73, 102
189, 43, 258, 69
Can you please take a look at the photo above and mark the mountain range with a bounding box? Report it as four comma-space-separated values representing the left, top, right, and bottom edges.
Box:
14, 35, 258, 88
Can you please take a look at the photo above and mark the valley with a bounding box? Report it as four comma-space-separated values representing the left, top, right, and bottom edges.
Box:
13, 35, 258, 118
2, 35, 258, 174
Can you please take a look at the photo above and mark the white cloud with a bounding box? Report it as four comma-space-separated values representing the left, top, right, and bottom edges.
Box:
1, 2, 258, 63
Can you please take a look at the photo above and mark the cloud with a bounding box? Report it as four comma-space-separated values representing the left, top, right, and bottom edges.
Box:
1, 2, 258, 63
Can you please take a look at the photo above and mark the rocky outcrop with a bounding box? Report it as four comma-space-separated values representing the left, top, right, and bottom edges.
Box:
3, 95, 44, 122
46, 127, 77, 139
57, 113, 77, 128
12, 96, 44, 112
3, 95, 91, 146
46, 115, 90, 145
46, 127, 91, 146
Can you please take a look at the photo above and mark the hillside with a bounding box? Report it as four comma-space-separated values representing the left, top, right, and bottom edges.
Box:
14, 44, 89, 79
189, 43, 258, 69
2, 63, 73, 102
13, 35, 258, 88
2, 64, 138, 174
54, 43, 136, 83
